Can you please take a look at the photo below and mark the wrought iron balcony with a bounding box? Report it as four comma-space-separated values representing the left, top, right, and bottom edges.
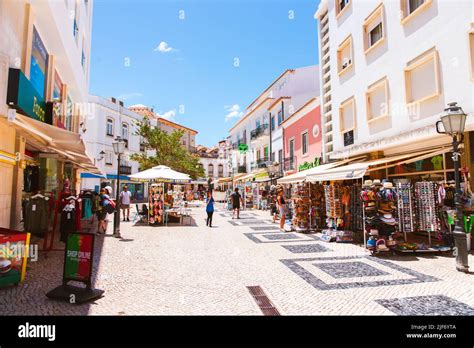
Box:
251, 157, 270, 170
236, 165, 247, 173
281, 157, 297, 172
119, 165, 132, 175
250, 124, 269, 141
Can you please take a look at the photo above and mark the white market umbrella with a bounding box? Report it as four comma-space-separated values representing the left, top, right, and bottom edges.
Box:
129, 165, 191, 183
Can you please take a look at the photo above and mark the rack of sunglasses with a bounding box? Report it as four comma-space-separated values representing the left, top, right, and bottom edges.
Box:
414, 181, 441, 234
349, 184, 363, 232
395, 181, 415, 238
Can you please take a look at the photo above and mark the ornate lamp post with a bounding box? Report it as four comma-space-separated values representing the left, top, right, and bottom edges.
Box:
436, 102, 469, 272
112, 136, 126, 238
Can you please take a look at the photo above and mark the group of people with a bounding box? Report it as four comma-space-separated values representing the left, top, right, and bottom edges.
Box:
224, 185, 288, 231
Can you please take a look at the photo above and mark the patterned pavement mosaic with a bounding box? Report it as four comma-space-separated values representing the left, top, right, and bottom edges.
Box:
375, 295, 474, 316
282, 244, 331, 254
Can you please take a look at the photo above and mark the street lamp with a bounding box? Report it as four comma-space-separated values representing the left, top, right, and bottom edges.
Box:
112, 136, 126, 238
436, 102, 469, 272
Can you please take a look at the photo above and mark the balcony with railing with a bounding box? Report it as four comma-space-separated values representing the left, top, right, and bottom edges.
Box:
235, 165, 247, 174
251, 157, 269, 170
281, 157, 297, 172
119, 165, 132, 175
231, 139, 247, 151
250, 124, 269, 142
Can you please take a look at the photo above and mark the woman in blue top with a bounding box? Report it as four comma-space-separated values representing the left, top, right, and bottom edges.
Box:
205, 190, 215, 227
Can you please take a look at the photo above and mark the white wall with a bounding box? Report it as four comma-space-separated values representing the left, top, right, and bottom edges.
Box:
322, 0, 474, 159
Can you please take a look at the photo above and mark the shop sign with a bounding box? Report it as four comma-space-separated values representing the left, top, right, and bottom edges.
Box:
343, 130, 354, 147
46, 101, 65, 128
7, 68, 46, 122
238, 143, 248, 154
63, 233, 94, 284
299, 157, 321, 172
0, 230, 31, 287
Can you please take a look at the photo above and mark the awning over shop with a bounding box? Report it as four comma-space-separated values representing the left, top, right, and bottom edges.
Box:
9, 114, 102, 174
80, 173, 107, 179
191, 180, 208, 185
235, 172, 254, 182
217, 177, 232, 184
306, 149, 448, 182
277, 158, 354, 184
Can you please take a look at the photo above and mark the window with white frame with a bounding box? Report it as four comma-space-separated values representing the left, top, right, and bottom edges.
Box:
105, 151, 113, 165
301, 131, 309, 155
339, 96, 356, 133
122, 123, 129, 148
337, 36, 353, 75
404, 49, 440, 105
106, 118, 114, 136
363, 4, 384, 54
218, 164, 224, 177
208, 164, 214, 177
366, 77, 389, 122
335, 0, 351, 18
400, 0, 432, 24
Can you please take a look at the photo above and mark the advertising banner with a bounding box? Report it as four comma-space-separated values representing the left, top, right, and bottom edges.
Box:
64, 233, 94, 284
0, 229, 31, 288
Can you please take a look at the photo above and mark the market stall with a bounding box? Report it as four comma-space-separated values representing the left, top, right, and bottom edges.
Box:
304, 150, 462, 254
129, 165, 191, 225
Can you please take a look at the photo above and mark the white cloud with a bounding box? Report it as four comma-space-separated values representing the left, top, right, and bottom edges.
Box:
224, 104, 244, 122
153, 41, 176, 53
157, 109, 177, 121
117, 92, 143, 100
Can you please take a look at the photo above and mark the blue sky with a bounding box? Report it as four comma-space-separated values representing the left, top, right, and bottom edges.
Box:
90, 0, 321, 147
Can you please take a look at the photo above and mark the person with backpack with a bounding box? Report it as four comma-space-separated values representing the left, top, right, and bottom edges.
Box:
205, 190, 215, 227
97, 186, 115, 234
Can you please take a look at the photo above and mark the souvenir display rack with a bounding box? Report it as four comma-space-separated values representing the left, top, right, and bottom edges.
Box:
291, 183, 310, 231
149, 184, 164, 225
309, 183, 325, 230
395, 181, 415, 240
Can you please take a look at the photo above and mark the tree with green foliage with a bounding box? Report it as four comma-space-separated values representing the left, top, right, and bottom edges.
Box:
130, 117, 205, 179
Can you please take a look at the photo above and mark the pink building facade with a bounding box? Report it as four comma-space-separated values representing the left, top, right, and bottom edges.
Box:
282, 98, 322, 176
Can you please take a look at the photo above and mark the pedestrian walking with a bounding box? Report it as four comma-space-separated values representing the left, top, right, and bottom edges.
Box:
277, 186, 287, 231
231, 187, 244, 219
205, 191, 215, 227
120, 185, 132, 222
97, 187, 114, 234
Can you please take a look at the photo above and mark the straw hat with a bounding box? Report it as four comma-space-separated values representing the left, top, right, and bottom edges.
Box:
372, 179, 382, 186
363, 180, 373, 187
383, 182, 394, 189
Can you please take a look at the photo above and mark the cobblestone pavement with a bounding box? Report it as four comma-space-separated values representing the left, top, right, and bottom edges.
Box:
1, 204, 474, 315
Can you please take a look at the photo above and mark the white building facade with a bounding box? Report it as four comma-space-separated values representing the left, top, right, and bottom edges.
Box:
81, 95, 148, 201
197, 140, 230, 182
228, 66, 320, 179
315, 0, 474, 162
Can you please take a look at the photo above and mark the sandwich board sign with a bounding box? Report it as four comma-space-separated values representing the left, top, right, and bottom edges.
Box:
46, 232, 104, 304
